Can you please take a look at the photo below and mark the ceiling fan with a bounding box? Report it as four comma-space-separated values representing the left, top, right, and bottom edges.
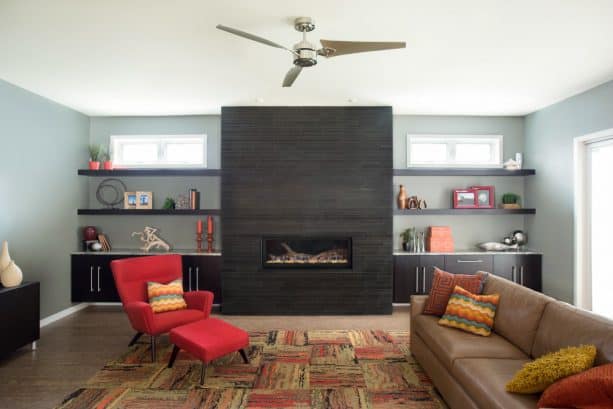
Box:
216, 17, 406, 87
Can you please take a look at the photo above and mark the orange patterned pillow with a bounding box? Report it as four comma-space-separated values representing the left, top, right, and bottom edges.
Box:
147, 279, 187, 313
538, 363, 613, 409
423, 267, 486, 316
438, 285, 500, 336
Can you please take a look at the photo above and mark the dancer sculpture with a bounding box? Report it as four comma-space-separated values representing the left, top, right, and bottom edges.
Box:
131, 226, 171, 252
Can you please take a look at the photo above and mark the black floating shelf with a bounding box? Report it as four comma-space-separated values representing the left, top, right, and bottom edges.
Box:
394, 208, 536, 215
78, 168, 221, 176
78, 209, 221, 215
393, 168, 535, 176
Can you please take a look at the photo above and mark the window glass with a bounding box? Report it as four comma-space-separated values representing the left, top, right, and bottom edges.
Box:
110, 135, 206, 168
407, 135, 502, 167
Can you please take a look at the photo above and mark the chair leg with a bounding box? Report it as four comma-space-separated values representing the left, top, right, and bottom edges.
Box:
150, 335, 157, 362
239, 348, 249, 364
168, 345, 180, 368
200, 362, 207, 385
128, 332, 143, 347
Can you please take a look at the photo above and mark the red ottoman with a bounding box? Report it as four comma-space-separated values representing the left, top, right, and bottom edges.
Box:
168, 318, 250, 384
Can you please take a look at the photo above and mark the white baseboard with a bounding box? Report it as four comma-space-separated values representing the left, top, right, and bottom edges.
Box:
40, 303, 90, 328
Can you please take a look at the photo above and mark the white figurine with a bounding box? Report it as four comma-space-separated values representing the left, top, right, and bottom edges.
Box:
131, 226, 171, 252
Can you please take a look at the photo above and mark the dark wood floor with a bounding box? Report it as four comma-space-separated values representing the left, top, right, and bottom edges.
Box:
0, 305, 410, 409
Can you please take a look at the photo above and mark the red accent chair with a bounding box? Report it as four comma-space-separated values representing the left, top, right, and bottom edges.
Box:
111, 254, 214, 361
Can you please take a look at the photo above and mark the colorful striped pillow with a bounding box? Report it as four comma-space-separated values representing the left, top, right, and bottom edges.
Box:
438, 285, 500, 336
147, 279, 187, 313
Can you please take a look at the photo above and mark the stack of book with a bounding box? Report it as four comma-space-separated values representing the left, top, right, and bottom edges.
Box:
427, 226, 454, 252
97, 234, 112, 252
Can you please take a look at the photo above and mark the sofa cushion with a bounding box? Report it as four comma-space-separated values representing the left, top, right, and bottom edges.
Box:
453, 358, 539, 409
413, 314, 527, 371
439, 285, 500, 336
483, 274, 552, 355
532, 301, 613, 365
423, 267, 486, 316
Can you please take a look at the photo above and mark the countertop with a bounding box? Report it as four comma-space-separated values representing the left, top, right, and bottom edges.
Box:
393, 249, 542, 255
72, 248, 221, 256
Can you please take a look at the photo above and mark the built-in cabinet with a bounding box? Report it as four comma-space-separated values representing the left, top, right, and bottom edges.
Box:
393, 253, 542, 302
0, 282, 39, 356
71, 254, 222, 304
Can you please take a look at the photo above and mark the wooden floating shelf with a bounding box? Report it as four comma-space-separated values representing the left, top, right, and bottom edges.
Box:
78, 168, 221, 176
393, 168, 535, 176
78, 209, 221, 215
394, 208, 536, 215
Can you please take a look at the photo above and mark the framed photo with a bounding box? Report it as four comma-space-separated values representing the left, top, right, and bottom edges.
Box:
471, 185, 495, 208
136, 191, 153, 209
453, 189, 478, 208
124, 192, 137, 209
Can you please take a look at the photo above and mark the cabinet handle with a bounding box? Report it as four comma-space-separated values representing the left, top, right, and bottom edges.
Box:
97, 266, 101, 292
520, 266, 525, 286
415, 266, 420, 293
511, 265, 516, 283
195, 267, 199, 291
422, 266, 426, 293
456, 259, 483, 263
90, 266, 93, 292
188, 267, 192, 291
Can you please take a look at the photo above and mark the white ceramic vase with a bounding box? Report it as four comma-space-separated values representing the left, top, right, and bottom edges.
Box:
0, 241, 10, 272
1, 260, 23, 287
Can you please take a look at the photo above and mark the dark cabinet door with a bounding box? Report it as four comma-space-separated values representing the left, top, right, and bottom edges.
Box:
419, 255, 445, 294
393, 255, 420, 302
517, 254, 542, 292
492, 254, 517, 282
182, 255, 222, 304
445, 255, 493, 275
71, 255, 98, 302
97, 256, 120, 302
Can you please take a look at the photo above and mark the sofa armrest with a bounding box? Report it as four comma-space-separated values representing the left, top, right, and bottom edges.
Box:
124, 301, 154, 334
410, 295, 428, 320
184, 290, 214, 318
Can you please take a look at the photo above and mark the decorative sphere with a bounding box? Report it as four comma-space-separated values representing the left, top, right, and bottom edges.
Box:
90, 242, 102, 251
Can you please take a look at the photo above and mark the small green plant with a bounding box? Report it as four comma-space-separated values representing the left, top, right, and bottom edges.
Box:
162, 197, 176, 209
400, 227, 415, 243
99, 147, 110, 162
502, 193, 520, 204
88, 144, 102, 162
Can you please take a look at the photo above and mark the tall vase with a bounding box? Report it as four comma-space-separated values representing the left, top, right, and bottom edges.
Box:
0, 260, 23, 287
397, 185, 407, 209
0, 241, 9, 272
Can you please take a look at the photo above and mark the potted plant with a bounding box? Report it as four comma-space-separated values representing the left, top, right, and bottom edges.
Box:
88, 144, 102, 170
400, 227, 415, 251
100, 147, 113, 170
501, 193, 521, 209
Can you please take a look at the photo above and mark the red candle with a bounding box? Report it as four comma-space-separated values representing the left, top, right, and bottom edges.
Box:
197, 220, 203, 234
207, 216, 213, 234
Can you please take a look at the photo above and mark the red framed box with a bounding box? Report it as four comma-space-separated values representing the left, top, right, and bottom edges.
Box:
471, 185, 495, 208
453, 189, 478, 208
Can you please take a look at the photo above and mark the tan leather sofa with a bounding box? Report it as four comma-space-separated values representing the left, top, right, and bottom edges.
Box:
410, 274, 613, 409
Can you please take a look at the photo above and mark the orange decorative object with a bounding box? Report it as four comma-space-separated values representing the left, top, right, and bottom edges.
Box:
538, 363, 613, 409
427, 226, 454, 252
397, 185, 407, 209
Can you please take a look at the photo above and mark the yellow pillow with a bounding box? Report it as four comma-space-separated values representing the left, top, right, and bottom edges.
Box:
506, 345, 597, 394
147, 279, 187, 313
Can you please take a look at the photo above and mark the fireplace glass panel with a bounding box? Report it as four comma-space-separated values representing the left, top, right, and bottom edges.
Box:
262, 237, 352, 269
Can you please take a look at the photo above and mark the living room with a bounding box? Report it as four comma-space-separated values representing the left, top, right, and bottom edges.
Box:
1, 1, 612, 408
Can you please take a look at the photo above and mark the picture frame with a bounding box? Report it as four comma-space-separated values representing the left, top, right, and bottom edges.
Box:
124, 192, 137, 209
471, 185, 495, 208
136, 191, 153, 209
453, 189, 478, 208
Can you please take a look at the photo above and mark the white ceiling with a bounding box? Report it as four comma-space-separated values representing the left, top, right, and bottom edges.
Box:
2, 0, 613, 116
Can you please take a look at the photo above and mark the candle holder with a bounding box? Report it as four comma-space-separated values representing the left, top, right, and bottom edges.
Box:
206, 232, 214, 253
196, 233, 203, 253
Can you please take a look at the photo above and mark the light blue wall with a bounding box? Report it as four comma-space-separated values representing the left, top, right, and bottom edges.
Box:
525, 80, 613, 303
0, 79, 89, 318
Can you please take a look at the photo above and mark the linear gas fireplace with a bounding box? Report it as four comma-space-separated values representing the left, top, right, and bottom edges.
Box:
262, 237, 352, 269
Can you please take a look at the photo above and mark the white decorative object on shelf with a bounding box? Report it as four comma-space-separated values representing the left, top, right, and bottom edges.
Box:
0, 241, 23, 287
478, 242, 519, 251
503, 159, 521, 170
131, 226, 171, 252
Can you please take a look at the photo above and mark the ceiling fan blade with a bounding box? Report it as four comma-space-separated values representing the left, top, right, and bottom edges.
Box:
318, 39, 405, 57
216, 24, 293, 52
282, 66, 302, 87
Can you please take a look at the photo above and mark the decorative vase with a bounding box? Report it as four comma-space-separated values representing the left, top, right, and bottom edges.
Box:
83, 226, 98, 241
397, 185, 407, 209
0, 241, 10, 272
0, 260, 23, 287
88, 161, 100, 170
103, 161, 113, 170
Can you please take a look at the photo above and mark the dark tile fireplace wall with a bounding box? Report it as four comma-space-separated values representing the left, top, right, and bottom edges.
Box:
221, 107, 393, 314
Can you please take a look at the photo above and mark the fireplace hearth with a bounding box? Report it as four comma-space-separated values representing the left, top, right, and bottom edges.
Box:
262, 237, 352, 269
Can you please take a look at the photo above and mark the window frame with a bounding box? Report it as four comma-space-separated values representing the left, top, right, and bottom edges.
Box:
110, 134, 207, 168
406, 134, 503, 168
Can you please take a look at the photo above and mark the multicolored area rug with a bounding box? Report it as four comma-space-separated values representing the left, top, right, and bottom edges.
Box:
57, 330, 446, 409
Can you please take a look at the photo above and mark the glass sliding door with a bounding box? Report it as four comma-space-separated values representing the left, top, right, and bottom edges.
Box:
587, 138, 613, 318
